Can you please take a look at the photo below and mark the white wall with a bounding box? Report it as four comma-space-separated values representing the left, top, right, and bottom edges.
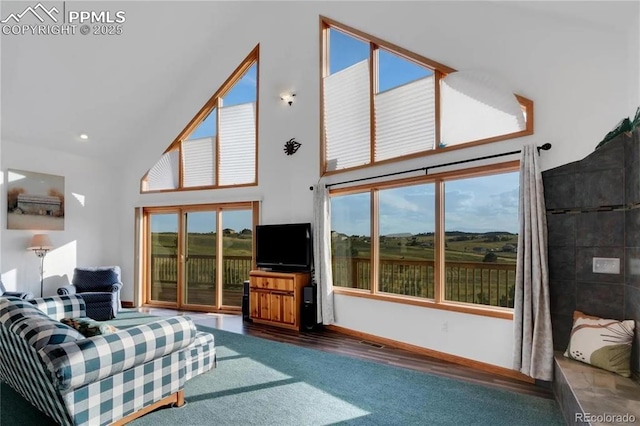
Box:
1, 140, 120, 297
112, 1, 638, 369
1, 1, 633, 369
334, 294, 514, 367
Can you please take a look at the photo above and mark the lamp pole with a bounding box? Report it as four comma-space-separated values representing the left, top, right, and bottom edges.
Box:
27, 234, 53, 298
33, 248, 49, 297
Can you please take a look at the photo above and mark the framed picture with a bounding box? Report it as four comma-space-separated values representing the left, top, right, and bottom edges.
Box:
7, 169, 65, 230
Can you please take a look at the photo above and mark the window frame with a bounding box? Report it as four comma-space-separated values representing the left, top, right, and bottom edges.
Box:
329, 161, 519, 319
141, 45, 260, 193
320, 16, 533, 177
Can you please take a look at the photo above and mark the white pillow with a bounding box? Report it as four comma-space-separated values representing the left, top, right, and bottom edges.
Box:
564, 311, 635, 377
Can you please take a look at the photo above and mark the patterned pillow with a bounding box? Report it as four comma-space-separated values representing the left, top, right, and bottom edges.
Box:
564, 311, 635, 377
61, 317, 118, 337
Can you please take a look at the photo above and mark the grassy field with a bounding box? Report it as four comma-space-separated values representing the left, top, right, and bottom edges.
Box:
332, 232, 518, 264
151, 231, 253, 256
150, 230, 518, 307
151, 230, 517, 263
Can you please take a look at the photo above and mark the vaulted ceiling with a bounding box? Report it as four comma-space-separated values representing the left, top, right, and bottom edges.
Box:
1, 1, 638, 166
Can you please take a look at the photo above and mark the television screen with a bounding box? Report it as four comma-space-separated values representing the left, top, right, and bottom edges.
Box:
255, 223, 312, 271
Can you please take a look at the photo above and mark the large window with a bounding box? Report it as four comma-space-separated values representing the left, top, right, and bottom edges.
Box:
330, 164, 519, 317
141, 46, 259, 192
321, 17, 533, 175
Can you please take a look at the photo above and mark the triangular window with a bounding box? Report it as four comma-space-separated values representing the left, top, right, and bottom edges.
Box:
142, 46, 258, 192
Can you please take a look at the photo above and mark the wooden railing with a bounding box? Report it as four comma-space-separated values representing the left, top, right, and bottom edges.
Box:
150, 254, 252, 305
149, 254, 516, 308
331, 256, 516, 308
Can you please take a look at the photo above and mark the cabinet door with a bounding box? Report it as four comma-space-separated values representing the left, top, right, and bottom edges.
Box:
259, 291, 271, 320
270, 292, 295, 325
250, 289, 271, 321
269, 293, 283, 322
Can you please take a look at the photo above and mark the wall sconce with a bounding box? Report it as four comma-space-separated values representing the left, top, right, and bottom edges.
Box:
280, 93, 296, 106
27, 234, 54, 297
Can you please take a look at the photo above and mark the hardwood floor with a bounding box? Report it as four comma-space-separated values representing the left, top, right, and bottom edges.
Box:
138, 306, 554, 399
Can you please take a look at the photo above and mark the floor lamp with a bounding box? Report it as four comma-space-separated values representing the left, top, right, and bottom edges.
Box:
27, 234, 53, 297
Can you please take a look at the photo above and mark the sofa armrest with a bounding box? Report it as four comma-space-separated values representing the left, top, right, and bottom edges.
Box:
30, 295, 86, 321
109, 282, 123, 293
57, 285, 77, 296
3, 290, 33, 300
39, 316, 197, 392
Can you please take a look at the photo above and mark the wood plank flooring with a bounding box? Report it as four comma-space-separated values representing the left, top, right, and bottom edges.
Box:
138, 306, 554, 399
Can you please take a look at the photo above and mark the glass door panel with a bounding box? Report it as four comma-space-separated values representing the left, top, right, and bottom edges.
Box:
149, 213, 179, 303
185, 211, 217, 307
221, 210, 253, 307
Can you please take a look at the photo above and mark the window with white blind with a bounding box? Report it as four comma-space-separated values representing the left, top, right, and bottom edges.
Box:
145, 150, 179, 191
141, 46, 258, 193
321, 18, 533, 176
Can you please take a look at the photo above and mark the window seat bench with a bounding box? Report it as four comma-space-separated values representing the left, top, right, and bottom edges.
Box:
553, 351, 640, 425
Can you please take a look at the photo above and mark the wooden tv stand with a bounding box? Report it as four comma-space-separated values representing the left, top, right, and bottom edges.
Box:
249, 270, 310, 330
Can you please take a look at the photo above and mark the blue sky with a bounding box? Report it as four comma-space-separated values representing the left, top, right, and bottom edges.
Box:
188, 63, 257, 140
329, 29, 431, 92
331, 172, 520, 236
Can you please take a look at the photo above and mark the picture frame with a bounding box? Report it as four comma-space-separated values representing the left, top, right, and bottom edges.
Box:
7, 169, 65, 230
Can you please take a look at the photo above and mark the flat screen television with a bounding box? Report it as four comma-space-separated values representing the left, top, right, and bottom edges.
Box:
255, 222, 312, 272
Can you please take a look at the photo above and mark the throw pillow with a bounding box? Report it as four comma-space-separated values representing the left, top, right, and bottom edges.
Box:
564, 311, 635, 377
61, 317, 118, 338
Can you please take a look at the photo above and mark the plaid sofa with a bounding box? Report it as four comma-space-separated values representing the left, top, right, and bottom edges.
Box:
0, 295, 216, 426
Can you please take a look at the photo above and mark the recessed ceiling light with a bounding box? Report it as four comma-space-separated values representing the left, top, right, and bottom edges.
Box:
79, 133, 89, 140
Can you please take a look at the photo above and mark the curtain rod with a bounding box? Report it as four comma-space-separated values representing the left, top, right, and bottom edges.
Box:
312, 143, 552, 190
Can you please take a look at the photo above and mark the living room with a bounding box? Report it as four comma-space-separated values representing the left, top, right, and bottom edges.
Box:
1, 1, 639, 424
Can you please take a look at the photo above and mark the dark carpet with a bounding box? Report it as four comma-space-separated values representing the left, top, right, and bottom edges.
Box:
1, 312, 564, 425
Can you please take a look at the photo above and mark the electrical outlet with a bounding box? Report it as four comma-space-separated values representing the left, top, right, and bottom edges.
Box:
592, 257, 620, 274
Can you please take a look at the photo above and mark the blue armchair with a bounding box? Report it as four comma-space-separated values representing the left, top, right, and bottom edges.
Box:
57, 266, 123, 320
0, 281, 33, 300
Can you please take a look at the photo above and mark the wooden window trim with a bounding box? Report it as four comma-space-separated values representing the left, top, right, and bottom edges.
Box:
141, 45, 259, 193
320, 16, 534, 177
329, 161, 519, 319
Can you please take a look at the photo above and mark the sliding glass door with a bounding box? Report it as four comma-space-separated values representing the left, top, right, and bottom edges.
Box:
185, 211, 217, 307
149, 212, 179, 303
144, 202, 258, 312
221, 210, 253, 307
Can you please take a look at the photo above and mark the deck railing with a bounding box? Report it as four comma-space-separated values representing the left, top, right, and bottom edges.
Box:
150, 254, 252, 305
149, 254, 516, 308
331, 256, 516, 308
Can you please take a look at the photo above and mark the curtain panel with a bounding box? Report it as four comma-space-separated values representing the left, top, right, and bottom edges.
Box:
312, 185, 335, 325
513, 144, 554, 381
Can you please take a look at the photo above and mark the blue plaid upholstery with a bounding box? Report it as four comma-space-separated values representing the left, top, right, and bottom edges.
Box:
30, 295, 87, 321
185, 331, 217, 381
0, 295, 217, 426
40, 316, 196, 392
63, 351, 185, 425
11, 316, 86, 350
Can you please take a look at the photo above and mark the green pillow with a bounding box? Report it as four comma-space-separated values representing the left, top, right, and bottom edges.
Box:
564, 311, 635, 377
61, 317, 118, 337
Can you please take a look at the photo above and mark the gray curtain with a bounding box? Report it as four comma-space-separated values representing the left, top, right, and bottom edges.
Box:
513, 144, 554, 381
312, 184, 335, 324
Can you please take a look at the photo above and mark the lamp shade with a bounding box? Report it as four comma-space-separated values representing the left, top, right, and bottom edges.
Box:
27, 234, 53, 251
